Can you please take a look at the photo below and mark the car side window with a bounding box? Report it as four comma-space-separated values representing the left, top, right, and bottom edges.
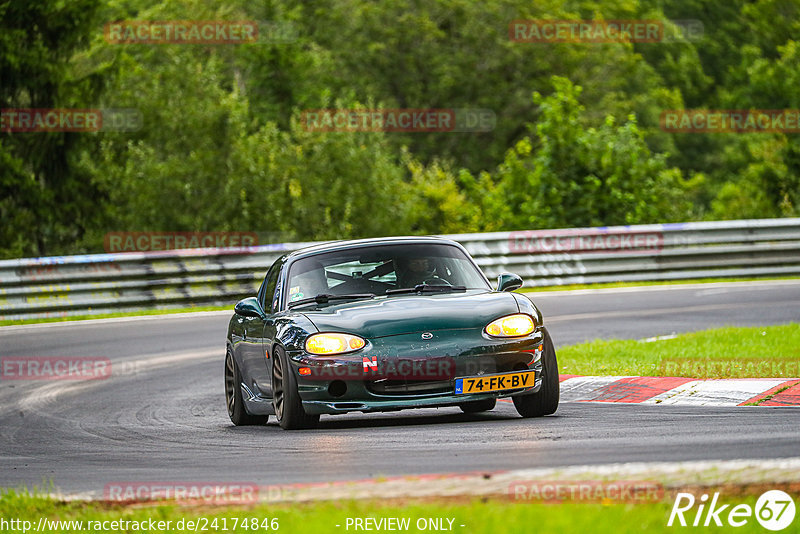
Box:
259, 264, 280, 314
271, 270, 284, 313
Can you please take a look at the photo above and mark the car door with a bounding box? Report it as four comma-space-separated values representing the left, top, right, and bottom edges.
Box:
259, 263, 285, 398
239, 262, 279, 398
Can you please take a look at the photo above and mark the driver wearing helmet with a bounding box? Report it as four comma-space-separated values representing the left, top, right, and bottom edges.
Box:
396, 257, 438, 287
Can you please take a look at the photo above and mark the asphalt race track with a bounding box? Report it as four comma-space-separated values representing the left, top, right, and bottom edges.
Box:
1, 280, 799, 496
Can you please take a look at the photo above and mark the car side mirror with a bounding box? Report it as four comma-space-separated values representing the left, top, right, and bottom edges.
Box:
496, 272, 523, 292
234, 297, 266, 319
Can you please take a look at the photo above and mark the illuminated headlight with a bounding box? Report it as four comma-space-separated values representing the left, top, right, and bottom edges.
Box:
485, 314, 535, 337
305, 333, 366, 355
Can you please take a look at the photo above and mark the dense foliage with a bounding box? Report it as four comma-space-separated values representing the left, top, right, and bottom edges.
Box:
2, 0, 799, 258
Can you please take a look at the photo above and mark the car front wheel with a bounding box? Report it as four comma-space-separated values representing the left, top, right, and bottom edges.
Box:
513, 329, 559, 417
225, 348, 268, 426
271, 345, 320, 430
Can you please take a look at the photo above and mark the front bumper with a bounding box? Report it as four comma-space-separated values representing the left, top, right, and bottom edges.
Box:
288, 327, 545, 415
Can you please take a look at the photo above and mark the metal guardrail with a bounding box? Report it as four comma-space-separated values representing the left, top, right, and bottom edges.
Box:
1, 218, 799, 321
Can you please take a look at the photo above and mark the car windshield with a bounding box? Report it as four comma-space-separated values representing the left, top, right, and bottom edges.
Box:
285, 243, 489, 304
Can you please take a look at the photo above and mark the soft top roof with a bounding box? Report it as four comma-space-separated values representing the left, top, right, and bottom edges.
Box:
284, 236, 462, 261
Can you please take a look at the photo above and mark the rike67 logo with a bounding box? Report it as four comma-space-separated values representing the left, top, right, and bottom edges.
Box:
669, 490, 796, 530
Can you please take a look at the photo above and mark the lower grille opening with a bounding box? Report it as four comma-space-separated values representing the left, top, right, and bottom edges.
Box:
332, 402, 366, 409
367, 379, 452, 396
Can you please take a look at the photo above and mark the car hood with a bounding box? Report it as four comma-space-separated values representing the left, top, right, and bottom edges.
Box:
298, 290, 520, 338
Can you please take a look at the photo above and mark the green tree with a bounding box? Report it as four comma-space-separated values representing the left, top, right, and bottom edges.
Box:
0, 0, 103, 257
473, 77, 695, 229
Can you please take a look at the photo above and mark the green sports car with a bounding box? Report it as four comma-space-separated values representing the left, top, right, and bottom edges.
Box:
225, 236, 559, 429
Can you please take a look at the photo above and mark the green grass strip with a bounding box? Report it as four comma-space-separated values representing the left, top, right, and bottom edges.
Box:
558, 324, 800, 378
0, 491, 782, 534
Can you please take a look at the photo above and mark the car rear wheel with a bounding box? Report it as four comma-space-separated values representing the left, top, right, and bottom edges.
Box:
225, 348, 268, 426
459, 398, 497, 413
272, 345, 320, 430
513, 329, 559, 417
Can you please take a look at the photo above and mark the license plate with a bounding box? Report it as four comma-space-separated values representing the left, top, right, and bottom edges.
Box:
454, 370, 537, 395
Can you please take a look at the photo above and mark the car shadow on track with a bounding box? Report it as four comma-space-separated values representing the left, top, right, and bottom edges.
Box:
221, 409, 562, 432
314, 411, 510, 430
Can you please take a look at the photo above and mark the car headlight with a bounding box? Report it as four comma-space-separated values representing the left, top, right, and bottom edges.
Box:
305, 333, 366, 355
485, 314, 535, 337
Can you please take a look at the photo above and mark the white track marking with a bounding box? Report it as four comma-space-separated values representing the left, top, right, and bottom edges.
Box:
524, 279, 800, 298
559, 376, 634, 400
54, 457, 800, 503
546, 301, 769, 323
641, 334, 680, 342
643, 379, 788, 406
15, 348, 220, 417
0, 311, 231, 333
4, 279, 799, 332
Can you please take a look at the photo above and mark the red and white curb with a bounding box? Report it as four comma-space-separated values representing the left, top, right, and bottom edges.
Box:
62, 458, 800, 503
558, 375, 800, 406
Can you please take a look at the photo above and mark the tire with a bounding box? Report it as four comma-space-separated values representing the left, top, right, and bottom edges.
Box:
225, 348, 268, 426
459, 398, 497, 413
271, 345, 320, 430
513, 329, 559, 418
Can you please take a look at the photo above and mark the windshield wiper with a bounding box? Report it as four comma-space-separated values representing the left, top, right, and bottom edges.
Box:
385, 283, 467, 295
287, 293, 376, 309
